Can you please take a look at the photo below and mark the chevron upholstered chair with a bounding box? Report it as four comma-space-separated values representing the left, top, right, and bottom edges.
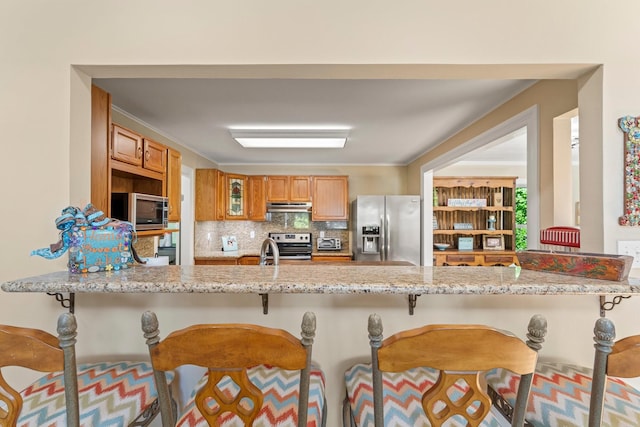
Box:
344, 313, 547, 427
485, 317, 640, 427
141, 310, 326, 427
0, 312, 171, 427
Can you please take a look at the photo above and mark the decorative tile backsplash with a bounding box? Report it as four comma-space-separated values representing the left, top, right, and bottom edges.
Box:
195, 213, 350, 256
133, 236, 155, 257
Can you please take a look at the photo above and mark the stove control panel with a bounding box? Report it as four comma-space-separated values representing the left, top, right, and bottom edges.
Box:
269, 232, 311, 243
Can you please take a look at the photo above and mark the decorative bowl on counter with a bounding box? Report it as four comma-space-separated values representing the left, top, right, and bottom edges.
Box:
434, 243, 451, 251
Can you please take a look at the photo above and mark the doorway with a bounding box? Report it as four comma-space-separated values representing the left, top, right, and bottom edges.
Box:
180, 165, 194, 266
420, 106, 540, 265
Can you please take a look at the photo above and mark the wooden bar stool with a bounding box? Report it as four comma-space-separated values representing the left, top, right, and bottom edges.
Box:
486, 317, 640, 426
141, 310, 326, 426
344, 313, 547, 426
0, 312, 172, 426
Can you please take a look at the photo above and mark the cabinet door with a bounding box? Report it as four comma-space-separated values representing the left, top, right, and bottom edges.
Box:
91, 85, 111, 215
195, 169, 226, 221
290, 176, 312, 201
248, 176, 267, 221
112, 124, 142, 166
226, 173, 248, 220
143, 138, 167, 173
214, 169, 226, 221
167, 148, 181, 222
266, 176, 289, 202
195, 258, 238, 265
312, 176, 348, 221
312, 255, 352, 262
238, 256, 260, 265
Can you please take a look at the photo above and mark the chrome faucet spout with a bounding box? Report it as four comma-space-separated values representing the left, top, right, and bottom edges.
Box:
260, 238, 279, 266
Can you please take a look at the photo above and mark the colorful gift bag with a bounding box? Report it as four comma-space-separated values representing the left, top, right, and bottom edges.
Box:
32, 204, 137, 273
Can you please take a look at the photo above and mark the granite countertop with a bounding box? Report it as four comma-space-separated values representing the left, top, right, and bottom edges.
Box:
3, 265, 639, 295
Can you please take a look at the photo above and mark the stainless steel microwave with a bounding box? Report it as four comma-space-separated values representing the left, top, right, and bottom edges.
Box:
111, 192, 168, 230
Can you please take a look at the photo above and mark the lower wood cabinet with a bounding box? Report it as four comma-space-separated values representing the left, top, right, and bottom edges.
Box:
195, 256, 260, 265
312, 255, 352, 262
433, 250, 518, 266
238, 256, 260, 265
195, 258, 237, 265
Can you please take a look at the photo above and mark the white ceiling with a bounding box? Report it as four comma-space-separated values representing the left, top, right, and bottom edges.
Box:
94, 78, 536, 166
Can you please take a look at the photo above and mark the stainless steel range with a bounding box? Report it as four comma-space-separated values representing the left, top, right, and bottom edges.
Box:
268, 232, 312, 260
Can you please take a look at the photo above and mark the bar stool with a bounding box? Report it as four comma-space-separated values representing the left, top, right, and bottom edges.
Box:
0, 312, 172, 426
486, 317, 640, 426
343, 313, 547, 426
141, 310, 326, 426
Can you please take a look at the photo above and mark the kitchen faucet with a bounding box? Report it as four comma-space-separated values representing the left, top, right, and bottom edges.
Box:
260, 238, 279, 266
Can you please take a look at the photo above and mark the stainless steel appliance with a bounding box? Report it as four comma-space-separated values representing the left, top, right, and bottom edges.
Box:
110, 192, 168, 231
352, 195, 421, 265
267, 232, 312, 260
266, 202, 312, 213
317, 237, 341, 251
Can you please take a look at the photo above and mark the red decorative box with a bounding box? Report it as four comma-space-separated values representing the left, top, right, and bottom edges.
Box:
517, 250, 633, 281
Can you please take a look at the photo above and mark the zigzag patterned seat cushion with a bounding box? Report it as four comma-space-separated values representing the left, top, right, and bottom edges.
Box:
344, 363, 508, 426
18, 360, 174, 427
485, 361, 640, 426
176, 364, 326, 427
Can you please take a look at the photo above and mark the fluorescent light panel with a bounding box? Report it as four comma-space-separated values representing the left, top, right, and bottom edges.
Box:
230, 129, 348, 148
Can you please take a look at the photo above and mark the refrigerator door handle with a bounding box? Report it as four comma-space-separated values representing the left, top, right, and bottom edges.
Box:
385, 214, 390, 261
380, 214, 385, 261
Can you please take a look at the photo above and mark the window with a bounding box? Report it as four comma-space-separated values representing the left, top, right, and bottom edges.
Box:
515, 187, 527, 250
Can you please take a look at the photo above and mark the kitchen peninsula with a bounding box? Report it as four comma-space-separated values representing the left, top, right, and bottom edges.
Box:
3, 265, 639, 296
4, 265, 638, 426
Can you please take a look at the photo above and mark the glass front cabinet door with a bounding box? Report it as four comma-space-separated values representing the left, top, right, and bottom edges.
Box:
226, 173, 248, 220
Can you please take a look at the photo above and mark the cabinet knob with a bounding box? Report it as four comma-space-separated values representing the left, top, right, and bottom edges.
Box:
145, 150, 150, 161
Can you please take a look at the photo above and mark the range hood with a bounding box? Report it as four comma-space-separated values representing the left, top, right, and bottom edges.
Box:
266, 202, 312, 213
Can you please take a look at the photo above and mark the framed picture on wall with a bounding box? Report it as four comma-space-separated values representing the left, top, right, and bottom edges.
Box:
482, 235, 505, 251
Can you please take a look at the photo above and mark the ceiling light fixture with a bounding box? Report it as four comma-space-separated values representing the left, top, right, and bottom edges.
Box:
230, 129, 349, 148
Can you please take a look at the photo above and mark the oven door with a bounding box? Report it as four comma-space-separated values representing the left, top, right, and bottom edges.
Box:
268, 244, 312, 260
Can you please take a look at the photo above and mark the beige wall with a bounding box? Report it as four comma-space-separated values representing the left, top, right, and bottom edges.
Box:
4, 2, 640, 424
408, 80, 578, 230
435, 164, 527, 181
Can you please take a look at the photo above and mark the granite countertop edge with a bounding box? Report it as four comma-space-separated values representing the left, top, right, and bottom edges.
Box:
3, 265, 640, 295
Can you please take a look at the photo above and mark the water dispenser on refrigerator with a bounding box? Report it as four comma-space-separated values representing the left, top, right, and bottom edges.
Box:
362, 225, 380, 253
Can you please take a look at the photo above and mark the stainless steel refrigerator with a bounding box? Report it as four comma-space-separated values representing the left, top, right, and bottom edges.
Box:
352, 195, 422, 265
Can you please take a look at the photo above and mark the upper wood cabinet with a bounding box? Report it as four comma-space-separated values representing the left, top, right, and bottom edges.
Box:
247, 175, 267, 221
226, 173, 248, 220
195, 169, 226, 221
91, 86, 181, 231
266, 176, 289, 202
112, 124, 142, 167
111, 124, 168, 175
195, 171, 348, 222
91, 85, 111, 215
312, 176, 349, 221
167, 148, 181, 222
143, 138, 167, 173
266, 175, 312, 202
290, 176, 312, 201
